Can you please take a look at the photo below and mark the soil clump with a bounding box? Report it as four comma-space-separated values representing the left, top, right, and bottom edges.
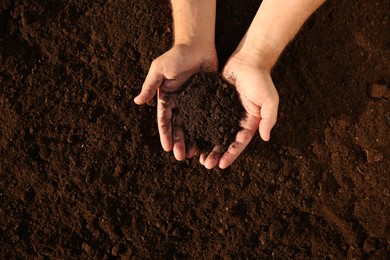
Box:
177, 72, 245, 153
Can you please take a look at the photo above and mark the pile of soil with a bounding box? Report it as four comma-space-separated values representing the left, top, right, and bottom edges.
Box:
1, 0, 389, 259
177, 72, 245, 153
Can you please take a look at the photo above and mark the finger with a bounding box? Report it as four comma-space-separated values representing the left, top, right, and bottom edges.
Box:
199, 153, 207, 166
172, 110, 186, 161
157, 89, 173, 152
186, 144, 196, 158
204, 146, 222, 170
134, 61, 163, 104
218, 123, 257, 169
259, 97, 279, 141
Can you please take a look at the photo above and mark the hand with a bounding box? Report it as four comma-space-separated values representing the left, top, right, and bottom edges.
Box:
134, 44, 218, 161
200, 52, 279, 169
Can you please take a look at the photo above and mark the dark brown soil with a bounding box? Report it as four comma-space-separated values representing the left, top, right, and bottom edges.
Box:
177, 72, 245, 153
1, 0, 389, 259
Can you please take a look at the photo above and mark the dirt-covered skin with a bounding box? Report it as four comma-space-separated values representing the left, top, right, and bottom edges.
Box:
1, 0, 389, 258
177, 72, 245, 153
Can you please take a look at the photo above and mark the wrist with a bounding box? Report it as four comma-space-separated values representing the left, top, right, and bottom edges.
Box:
171, 0, 216, 55
230, 46, 275, 72
171, 42, 218, 71
239, 33, 287, 71
172, 41, 216, 59
174, 37, 215, 53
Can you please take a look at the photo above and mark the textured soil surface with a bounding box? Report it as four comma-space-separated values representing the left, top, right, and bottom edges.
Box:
1, 0, 389, 258
177, 72, 245, 153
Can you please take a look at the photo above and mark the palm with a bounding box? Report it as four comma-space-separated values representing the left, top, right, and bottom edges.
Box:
200, 57, 279, 169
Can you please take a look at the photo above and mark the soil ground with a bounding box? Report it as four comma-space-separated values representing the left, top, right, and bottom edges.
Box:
1, 0, 389, 258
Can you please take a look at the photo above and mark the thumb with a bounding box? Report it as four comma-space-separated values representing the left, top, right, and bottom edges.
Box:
258, 97, 278, 141
134, 62, 163, 105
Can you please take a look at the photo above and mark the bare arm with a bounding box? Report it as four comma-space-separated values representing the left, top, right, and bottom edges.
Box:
234, 0, 326, 69
171, 0, 216, 49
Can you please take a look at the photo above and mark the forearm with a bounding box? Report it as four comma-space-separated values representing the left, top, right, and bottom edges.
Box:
171, 0, 216, 48
237, 0, 325, 69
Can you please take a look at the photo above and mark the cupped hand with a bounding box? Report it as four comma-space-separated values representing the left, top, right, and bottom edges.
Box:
134, 44, 218, 161
200, 52, 279, 169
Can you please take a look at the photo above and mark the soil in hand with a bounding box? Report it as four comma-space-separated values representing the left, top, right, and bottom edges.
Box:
177, 72, 245, 153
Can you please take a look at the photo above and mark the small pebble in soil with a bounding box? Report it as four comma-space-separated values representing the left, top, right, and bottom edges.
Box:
176, 72, 245, 154
363, 238, 377, 254
364, 149, 383, 163
367, 83, 389, 99
82, 242, 94, 255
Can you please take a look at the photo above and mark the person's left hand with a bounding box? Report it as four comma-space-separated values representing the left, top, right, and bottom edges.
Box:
199, 52, 279, 169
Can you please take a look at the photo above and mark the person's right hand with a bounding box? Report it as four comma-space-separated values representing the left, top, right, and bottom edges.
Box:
134, 44, 218, 161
